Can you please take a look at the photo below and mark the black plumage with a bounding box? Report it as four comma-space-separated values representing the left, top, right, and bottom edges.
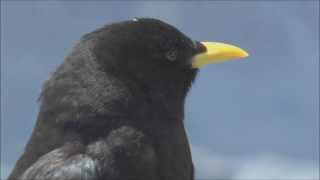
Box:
9, 18, 206, 180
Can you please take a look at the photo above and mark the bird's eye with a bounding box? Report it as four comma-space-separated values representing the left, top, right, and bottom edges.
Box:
166, 50, 177, 61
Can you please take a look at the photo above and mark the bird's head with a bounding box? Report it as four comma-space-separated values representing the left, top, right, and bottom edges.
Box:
88, 18, 248, 100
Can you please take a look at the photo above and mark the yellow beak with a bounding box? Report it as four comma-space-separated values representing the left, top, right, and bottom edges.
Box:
192, 42, 249, 68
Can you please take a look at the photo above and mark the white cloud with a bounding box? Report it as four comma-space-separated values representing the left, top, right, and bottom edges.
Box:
1, 162, 12, 179
234, 155, 319, 180
192, 145, 235, 179
191, 145, 319, 180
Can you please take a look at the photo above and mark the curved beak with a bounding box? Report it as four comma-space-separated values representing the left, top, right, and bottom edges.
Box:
192, 42, 249, 68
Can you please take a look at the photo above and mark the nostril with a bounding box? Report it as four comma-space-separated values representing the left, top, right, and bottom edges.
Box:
194, 41, 207, 54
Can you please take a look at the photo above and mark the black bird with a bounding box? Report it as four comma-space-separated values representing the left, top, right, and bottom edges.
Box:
8, 18, 248, 180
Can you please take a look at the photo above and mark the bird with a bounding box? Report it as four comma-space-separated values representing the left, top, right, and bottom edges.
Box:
8, 18, 248, 180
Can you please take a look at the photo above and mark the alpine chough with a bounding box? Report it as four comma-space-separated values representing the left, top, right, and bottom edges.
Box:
9, 18, 248, 180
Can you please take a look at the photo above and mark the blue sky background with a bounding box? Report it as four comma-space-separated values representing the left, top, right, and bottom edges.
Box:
1, 1, 319, 179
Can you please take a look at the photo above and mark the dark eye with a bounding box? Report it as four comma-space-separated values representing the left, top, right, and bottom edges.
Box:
166, 50, 177, 61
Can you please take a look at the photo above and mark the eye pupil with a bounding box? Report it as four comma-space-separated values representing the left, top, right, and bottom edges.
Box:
166, 51, 177, 61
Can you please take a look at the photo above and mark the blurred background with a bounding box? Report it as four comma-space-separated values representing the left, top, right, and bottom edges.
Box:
1, 1, 319, 179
